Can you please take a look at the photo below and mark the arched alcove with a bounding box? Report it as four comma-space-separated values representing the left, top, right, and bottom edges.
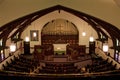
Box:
41, 18, 79, 44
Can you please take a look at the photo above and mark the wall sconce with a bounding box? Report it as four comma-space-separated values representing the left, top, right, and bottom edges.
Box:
103, 43, 109, 52
25, 36, 30, 42
1, 50, 4, 60
82, 32, 86, 36
10, 43, 16, 53
0, 39, 2, 46
1, 50, 3, 54
89, 36, 94, 42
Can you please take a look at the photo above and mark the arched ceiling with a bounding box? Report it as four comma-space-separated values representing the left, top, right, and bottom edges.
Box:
0, 0, 120, 29
0, 5, 120, 42
0, 3, 119, 51
114, 0, 120, 8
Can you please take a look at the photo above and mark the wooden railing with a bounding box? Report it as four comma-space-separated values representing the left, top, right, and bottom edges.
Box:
0, 48, 23, 69
95, 48, 120, 69
0, 69, 120, 79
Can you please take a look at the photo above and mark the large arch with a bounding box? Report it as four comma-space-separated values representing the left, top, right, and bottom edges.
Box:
41, 18, 79, 44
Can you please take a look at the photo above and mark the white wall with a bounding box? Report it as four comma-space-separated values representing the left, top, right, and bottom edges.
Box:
21, 10, 98, 49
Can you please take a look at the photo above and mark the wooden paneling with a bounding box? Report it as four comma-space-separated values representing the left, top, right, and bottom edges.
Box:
41, 35, 78, 44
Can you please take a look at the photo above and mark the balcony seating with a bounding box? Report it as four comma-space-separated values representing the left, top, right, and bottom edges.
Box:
38, 62, 79, 74
86, 58, 116, 73
3, 55, 39, 73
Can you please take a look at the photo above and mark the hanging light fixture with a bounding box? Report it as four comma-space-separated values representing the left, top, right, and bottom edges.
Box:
25, 26, 30, 42
89, 24, 94, 42
103, 43, 109, 52
33, 23, 37, 37
82, 23, 86, 36
10, 43, 16, 52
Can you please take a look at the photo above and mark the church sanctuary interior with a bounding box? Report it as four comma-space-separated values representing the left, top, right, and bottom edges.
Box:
1, 0, 120, 80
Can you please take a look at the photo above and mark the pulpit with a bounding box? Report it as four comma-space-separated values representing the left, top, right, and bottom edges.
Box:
34, 45, 44, 61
